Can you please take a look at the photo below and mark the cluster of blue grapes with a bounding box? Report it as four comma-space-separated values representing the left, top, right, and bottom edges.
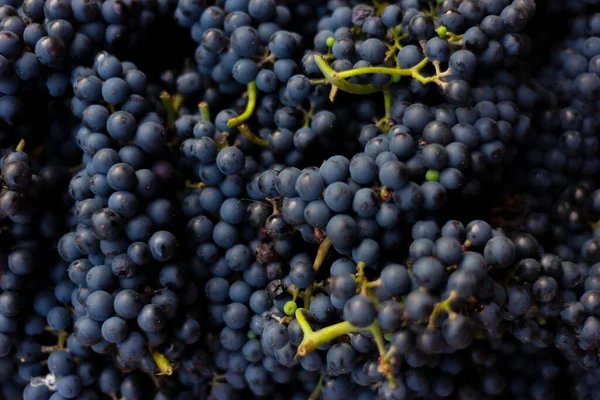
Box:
293, 0, 536, 106
476, 10, 600, 399
179, 0, 302, 96
0, 51, 213, 399
196, 212, 576, 398
250, 92, 525, 261
0, 0, 599, 399
0, 0, 175, 127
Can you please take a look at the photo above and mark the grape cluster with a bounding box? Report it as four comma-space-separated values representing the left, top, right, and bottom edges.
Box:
249, 91, 526, 262
0, 0, 598, 399
179, 0, 302, 96
16, 52, 207, 399
293, 0, 536, 108
0, 0, 174, 126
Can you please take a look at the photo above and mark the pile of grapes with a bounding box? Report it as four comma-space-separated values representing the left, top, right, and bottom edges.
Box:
0, 0, 599, 398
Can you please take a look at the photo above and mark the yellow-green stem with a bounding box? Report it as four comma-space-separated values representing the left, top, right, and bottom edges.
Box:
369, 321, 386, 357
428, 290, 458, 328
185, 180, 206, 190
308, 376, 323, 400
199, 101, 210, 122
57, 330, 67, 349
295, 308, 361, 356
150, 347, 173, 376
333, 58, 433, 83
372, 327, 396, 388
376, 90, 393, 132
238, 124, 268, 148
160, 91, 183, 129
302, 103, 316, 128
357, 261, 366, 277
314, 54, 392, 96
227, 81, 257, 128
313, 237, 332, 271
16, 139, 25, 152
329, 85, 339, 102
303, 286, 313, 309
366, 279, 382, 288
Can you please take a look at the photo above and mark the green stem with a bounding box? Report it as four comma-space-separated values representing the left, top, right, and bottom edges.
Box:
308, 376, 323, 400
303, 286, 312, 309
366, 279, 382, 288
57, 330, 67, 349
302, 103, 316, 128
199, 101, 210, 122
370, 321, 396, 388
290, 287, 300, 301
333, 58, 433, 83
150, 347, 173, 376
313, 237, 332, 271
227, 81, 257, 128
357, 261, 366, 277
376, 90, 393, 133
238, 124, 268, 148
314, 54, 391, 96
15, 139, 25, 152
383, 89, 392, 118
382, 345, 396, 364
428, 291, 458, 328
160, 91, 183, 129
296, 308, 361, 356
369, 321, 386, 357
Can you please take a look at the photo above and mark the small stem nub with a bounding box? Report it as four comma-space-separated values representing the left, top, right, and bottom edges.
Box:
160, 91, 184, 129
150, 347, 173, 376
16, 139, 25, 152
313, 237, 332, 271
199, 101, 210, 122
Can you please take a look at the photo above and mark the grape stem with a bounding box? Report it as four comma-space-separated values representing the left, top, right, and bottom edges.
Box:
329, 85, 339, 102
314, 53, 454, 98
160, 91, 184, 129
199, 101, 210, 122
313, 237, 332, 271
366, 279, 382, 288
333, 58, 431, 83
384, 29, 407, 65
301, 102, 316, 128
265, 197, 280, 214
461, 239, 472, 252
16, 139, 25, 152
428, 290, 459, 328
238, 124, 268, 147
314, 54, 392, 96
227, 81, 257, 128
308, 376, 323, 400
295, 308, 360, 356
303, 286, 313, 309
375, 89, 393, 133
309, 79, 328, 85
379, 186, 392, 202
294, 306, 396, 387
40, 330, 68, 353
150, 347, 174, 376
185, 180, 206, 190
